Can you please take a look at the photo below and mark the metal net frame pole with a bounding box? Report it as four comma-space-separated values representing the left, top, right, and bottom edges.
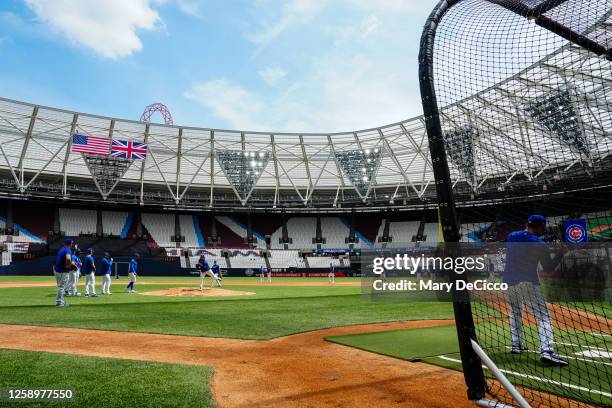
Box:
418, 0, 487, 401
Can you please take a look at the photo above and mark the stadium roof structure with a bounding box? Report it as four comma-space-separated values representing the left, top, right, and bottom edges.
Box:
0, 4, 609, 210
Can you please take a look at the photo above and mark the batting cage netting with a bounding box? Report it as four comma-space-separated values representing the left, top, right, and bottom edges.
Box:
419, 0, 611, 407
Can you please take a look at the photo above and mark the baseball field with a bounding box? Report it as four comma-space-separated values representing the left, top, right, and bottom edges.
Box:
0, 275, 474, 408
1, 276, 610, 407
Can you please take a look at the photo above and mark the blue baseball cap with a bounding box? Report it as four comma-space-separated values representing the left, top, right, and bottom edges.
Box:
104, 252, 110, 257
87, 248, 94, 254
528, 214, 546, 226
64, 239, 74, 245
133, 252, 140, 257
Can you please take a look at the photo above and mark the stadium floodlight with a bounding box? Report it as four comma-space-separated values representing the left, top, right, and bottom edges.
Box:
216, 149, 271, 204
523, 89, 591, 160
82, 155, 133, 200
335, 148, 383, 199
443, 126, 478, 189
420, 0, 611, 407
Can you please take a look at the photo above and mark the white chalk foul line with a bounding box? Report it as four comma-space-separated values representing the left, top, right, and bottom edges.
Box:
437, 355, 612, 398
502, 346, 612, 367
554, 341, 608, 352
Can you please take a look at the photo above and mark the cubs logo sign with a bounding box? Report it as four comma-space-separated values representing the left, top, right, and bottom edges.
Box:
563, 220, 588, 243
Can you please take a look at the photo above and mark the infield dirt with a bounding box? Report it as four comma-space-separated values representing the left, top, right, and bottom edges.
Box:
0, 320, 470, 408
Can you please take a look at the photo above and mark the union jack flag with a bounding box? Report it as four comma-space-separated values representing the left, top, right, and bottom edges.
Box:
110, 139, 148, 160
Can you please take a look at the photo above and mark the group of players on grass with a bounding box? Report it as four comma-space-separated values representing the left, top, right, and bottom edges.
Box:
51, 214, 567, 367
53, 239, 140, 307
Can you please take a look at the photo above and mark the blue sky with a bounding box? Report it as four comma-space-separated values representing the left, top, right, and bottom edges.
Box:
0, 0, 437, 132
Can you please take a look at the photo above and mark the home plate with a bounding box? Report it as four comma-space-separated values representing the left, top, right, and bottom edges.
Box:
575, 350, 612, 358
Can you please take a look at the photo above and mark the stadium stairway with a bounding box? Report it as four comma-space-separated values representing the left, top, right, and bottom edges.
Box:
216, 216, 248, 244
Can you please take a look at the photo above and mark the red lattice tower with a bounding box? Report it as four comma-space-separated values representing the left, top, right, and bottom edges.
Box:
140, 103, 174, 125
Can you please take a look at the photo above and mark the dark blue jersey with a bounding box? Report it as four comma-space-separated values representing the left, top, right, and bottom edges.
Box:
503, 230, 562, 286
83, 255, 96, 274
212, 263, 220, 274
198, 259, 210, 272
129, 258, 138, 273
55, 247, 72, 273
72, 254, 82, 269
101, 258, 113, 275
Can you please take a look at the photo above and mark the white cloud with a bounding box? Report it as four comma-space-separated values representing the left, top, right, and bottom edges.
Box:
258, 66, 287, 87
349, 0, 422, 14
154, 0, 203, 18
24, 0, 160, 59
184, 55, 422, 133
247, 0, 325, 45
184, 79, 267, 131
360, 14, 378, 36
186, 0, 433, 132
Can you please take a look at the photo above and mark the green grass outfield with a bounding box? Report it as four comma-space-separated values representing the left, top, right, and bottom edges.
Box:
0, 276, 453, 339
327, 323, 612, 406
0, 349, 213, 408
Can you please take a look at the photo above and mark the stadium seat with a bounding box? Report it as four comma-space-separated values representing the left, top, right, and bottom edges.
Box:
141, 213, 175, 248
101, 211, 129, 237
285, 217, 316, 249
387, 221, 420, 248
59, 208, 97, 236
320, 217, 350, 249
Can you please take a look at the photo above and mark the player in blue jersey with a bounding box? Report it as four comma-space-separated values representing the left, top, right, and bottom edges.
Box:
126, 253, 139, 293
67, 246, 82, 296
259, 265, 266, 283
101, 252, 113, 295
211, 260, 222, 287
197, 255, 210, 290
503, 214, 568, 367
328, 263, 335, 284
197, 255, 221, 290
83, 247, 98, 297
53, 239, 73, 307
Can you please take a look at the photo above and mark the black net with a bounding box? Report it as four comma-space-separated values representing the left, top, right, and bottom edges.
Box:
420, 0, 611, 406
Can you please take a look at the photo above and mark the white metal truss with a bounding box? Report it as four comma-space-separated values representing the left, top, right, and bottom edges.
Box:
0, 11, 609, 207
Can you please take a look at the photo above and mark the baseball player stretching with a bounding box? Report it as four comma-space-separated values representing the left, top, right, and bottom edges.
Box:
101, 252, 113, 295
53, 239, 73, 307
126, 253, 139, 293
83, 247, 98, 298
504, 214, 568, 367
211, 260, 222, 287
328, 263, 335, 284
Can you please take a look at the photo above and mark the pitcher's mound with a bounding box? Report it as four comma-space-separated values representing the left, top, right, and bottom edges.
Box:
142, 287, 256, 297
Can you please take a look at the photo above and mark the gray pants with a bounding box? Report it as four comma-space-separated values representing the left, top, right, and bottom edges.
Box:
507, 282, 554, 354
54, 271, 70, 306
68, 269, 80, 295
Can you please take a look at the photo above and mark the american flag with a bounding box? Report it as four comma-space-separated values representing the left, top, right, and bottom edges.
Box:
71, 133, 111, 156
110, 139, 148, 160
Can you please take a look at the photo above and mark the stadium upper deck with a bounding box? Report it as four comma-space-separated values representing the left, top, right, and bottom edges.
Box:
0, 7, 609, 211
